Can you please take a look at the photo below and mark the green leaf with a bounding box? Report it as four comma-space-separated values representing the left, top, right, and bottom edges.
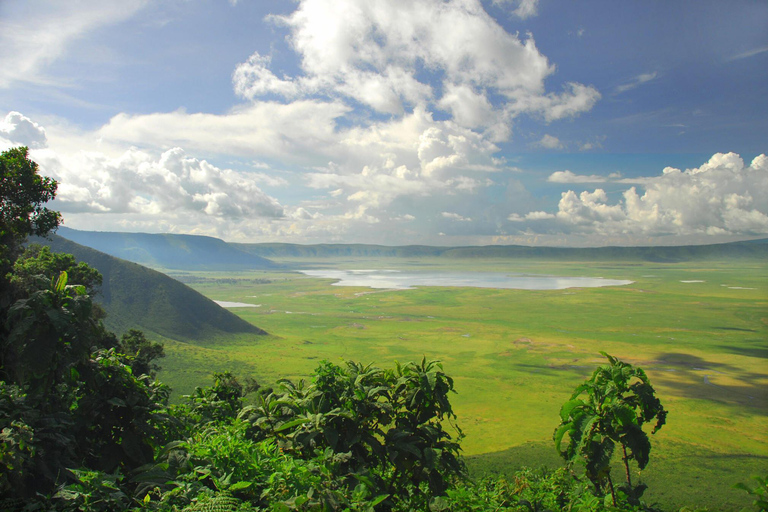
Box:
370, 494, 389, 507
559, 398, 585, 421
553, 423, 572, 454
229, 481, 253, 491
275, 417, 310, 432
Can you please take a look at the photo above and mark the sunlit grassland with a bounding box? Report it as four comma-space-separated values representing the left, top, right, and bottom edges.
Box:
158, 257, 767, 510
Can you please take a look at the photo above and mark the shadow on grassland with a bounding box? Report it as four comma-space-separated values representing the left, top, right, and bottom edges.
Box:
718, 344, 768, 359
651, 352, 768, 415
466, 440, 764, 511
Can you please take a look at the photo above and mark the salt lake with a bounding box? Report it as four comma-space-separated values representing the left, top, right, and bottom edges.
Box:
299, 269, 633, 290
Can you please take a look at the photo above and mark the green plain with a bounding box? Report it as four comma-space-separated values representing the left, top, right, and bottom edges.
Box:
158, 257, 767, 510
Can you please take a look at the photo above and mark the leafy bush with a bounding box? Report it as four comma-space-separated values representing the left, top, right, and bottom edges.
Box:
554, 352, 667, 507
735, 475, 768, 512
238, 358, 465, 510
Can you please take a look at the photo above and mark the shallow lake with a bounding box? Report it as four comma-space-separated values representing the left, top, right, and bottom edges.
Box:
214, 301, 262, 308
299, 269, 633, 290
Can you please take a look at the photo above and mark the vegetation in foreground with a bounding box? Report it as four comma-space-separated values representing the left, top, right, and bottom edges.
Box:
2, 146, 766, 511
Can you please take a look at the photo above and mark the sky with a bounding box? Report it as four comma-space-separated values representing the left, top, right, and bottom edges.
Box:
1, 0, 767, 247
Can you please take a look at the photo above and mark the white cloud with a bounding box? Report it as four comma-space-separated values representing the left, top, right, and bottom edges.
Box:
97, 101, 350, 163
442, 212, 472, 222
233, 52, 302, 100
533, 134, 563, 150
0, 0, 149, 87
492, 0, 539, 19
0, 111, 48, 148
547, 170, 606, 183
727, 45, 768, 61
34, 146, 284, 219
525, 210, 555, 220
547, 152, 768, 236
235, 0, 597, 131
290, 207, 321, 220
507, 82, 601, 122
615, 72, 658, 94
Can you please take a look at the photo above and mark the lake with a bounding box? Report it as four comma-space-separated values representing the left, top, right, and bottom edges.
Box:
299, 269, 633, 290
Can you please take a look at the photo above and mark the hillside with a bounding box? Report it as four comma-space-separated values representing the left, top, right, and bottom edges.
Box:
57, 226, 277, 270
34, 234, 267, 340
234, 239, 768, 262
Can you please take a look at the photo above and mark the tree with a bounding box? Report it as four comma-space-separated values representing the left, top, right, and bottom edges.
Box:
117, 329, 165, 378
553, 352, 667, 506
0, 146, 61, 268
11, 244, 103, 297
0, 149, 170, 503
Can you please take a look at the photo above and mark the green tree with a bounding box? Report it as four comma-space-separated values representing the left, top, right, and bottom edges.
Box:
118, 329, 165, 378
11, 244, 103, 297
0, 149, 170, 504
0, 146, 61, 269
553, 352, 667, 506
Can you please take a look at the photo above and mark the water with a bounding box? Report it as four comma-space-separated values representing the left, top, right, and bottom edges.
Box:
214, 301, 262, 307
299, 269, 633, 290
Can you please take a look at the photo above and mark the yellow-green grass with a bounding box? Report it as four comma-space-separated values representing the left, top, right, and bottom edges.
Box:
157, 258, 767, 510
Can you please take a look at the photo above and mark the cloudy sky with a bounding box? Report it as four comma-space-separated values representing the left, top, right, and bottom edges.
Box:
1, 0, 767, 246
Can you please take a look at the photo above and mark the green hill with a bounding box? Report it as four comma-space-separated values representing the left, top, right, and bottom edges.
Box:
234, 239, 768, 262
57, 226, 277, 270
34, 234, 266, 340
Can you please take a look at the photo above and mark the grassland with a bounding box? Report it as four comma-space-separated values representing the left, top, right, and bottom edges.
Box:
158, 257, 767, 510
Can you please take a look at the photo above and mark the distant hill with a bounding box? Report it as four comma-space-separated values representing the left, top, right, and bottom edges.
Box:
57, 226, 277, 270
234, 239, 768, 262
34, 235, 267, 340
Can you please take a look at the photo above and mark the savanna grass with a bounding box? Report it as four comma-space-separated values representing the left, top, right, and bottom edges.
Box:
157, 257, 767, 510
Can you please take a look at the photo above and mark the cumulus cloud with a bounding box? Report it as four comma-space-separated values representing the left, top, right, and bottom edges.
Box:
545, 152, 768, 236
97, 102, 350, 163
547, 170, 606, 183
533, 134, 563, 150
0, 0, 149, 87
233, 53, 302, 100
495, 0, 539, 19
232, 0, 598, 132
0, 111, 48, 148
35, 146, 284, 219
442, 212, 472, 222
508, 211, 555, 221
524, 210, 555, 220
75, 0, 600, 239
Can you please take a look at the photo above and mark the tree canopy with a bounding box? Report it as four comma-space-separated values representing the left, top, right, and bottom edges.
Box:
0, 146, 61, 264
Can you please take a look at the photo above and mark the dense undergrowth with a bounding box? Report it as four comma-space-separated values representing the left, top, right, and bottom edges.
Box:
2, 147, 766, 511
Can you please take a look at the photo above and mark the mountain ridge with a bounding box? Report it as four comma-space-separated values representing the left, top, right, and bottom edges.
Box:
57, 226, 277, 270
234, 239, 768, 262
33, 234, 267, 340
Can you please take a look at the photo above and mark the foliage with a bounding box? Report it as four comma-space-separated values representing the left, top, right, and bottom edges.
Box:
176, 372, 255, 427
0, 146, 61, 265
431, 466, 620, 512
118, 329, 166, 378
11, 244, 103, 297
0, 150, 171, 506
3, 271, 103, 393
554, 352, 667, 506
52, 469, 131, 512
735, 475, 768, 511
237, 358, 465, 510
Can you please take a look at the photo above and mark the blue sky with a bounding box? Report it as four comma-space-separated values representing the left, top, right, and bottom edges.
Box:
1, 0, 766, 246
